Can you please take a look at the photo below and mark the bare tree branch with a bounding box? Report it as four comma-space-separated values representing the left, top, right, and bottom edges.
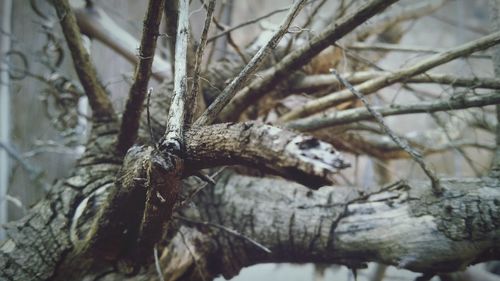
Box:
207, 5, 289, 43
115, 0, 166, 156
74, 6, 171, 81
348, 42, 491, 59
161, 0, 190, 152
51, 0, 115, 121
281, 31, 500, 121
218, 0, 399, 121
293, 71, 500, 92
286, 91, 500, 131
184, 122, 349, 188
187, 0, 216, 125
329, 69, 442, 194
194, 0, 308, 126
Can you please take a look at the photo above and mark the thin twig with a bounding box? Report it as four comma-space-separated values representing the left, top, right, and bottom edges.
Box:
302, 0, 328, 29
331, 69, 442, 194
146, 88, 155, 146
178, 167, 226, 209
51, 0, 115, 121
348, 42, 491, 59
178, 229, 207, 281
204, 1, 227, 71
154, 245, 166, 281
207, 6, 290, 43
116, 0, 165, 156
188, 0, 216, 125
292, 71, 500, 92
210, 16, 249, 64
161, 0, 189, 152
175, 215, 272, 254
194, 0, 308, 126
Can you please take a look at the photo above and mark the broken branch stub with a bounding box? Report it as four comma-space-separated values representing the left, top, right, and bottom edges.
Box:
184, 122, 350, 188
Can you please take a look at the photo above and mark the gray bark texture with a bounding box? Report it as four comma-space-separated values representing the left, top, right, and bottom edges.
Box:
1, 0, 500, 281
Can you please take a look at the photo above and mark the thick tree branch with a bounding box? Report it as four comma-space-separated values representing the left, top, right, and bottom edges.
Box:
116, 0, 166, 156
153, 173, 500, 280
51, 0, 115, 122
218, 0, 399, 121
281, 31, 500, 121
194, 0, 308, 126
184, 122, 349, 188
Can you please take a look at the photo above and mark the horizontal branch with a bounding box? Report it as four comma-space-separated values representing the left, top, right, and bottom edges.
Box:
51, 0, 115, 121
319, 129, 495, 160
184, 122, 349, 188
348, 42, 491, 59
292, 71, 500, 92
281, 31, 500, 121
286, 92, 500, 131
160, 173, 500, 279
207, 6, 289, 43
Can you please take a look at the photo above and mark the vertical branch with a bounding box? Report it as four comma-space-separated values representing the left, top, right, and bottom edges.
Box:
194, 0, 308, 126
115, 0, 166, 156
161, 0, 190, 151
187, 0, 216, 125
164, 0, 179, 76
52, 0, 115, 121
490, 0, 500, 177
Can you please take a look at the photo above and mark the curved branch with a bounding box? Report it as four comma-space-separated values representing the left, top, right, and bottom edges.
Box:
184, 122, 349, 188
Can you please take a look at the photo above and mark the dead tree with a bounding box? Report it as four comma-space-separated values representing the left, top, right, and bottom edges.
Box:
1, 0, 500, 280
